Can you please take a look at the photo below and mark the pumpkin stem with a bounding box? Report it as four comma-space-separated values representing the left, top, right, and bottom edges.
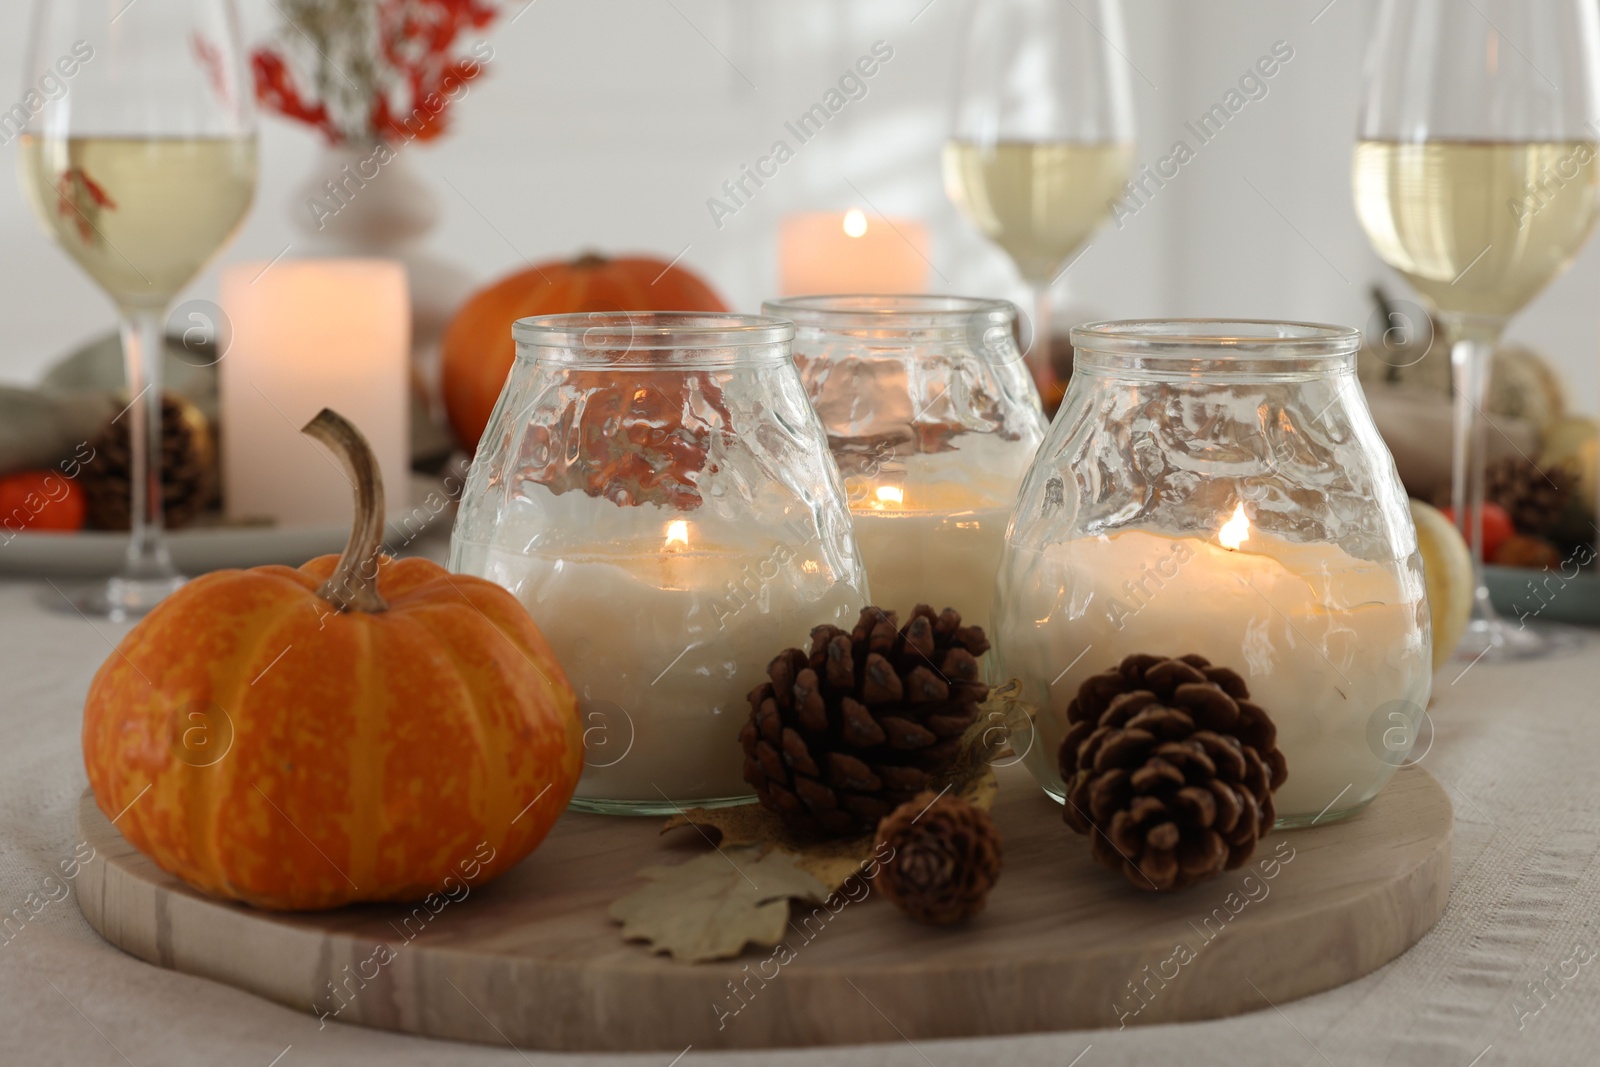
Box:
571, 251, 608, 269
301, 408, 389, 614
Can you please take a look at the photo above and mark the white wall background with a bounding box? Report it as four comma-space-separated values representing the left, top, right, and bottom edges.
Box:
1, 0, 1597, 406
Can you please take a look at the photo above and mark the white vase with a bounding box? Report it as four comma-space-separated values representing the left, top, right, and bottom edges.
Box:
291, 142, 476, 467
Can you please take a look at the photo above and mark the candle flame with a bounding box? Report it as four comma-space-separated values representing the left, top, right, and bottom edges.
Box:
874, 485, 904, 508
1218, 502, 1250, 550
664, 519, 690, 549
843, 208, 869, 238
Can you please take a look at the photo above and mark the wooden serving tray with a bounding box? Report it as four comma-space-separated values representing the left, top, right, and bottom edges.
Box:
75, 764, 1452, 1051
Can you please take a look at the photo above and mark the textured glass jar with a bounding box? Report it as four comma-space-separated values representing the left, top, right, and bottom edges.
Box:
992, 320, 1431, 827
763, 295, 1048, 631
450, 313, 868, 814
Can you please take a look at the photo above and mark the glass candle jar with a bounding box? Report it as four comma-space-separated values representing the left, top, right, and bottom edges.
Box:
992, 320, 1431, 827
763, 295, 1048, 631
450, 313, 868, 814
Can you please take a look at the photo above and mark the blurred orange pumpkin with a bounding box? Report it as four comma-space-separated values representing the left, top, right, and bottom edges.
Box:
0, 469, 86, 533
441, 252, 727, 452
82, 410, 581, 911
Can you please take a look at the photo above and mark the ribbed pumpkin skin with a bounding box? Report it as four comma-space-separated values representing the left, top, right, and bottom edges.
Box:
440, 253, 728, 453
82, 555, 582, 911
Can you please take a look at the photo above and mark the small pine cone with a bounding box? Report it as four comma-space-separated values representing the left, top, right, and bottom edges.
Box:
740, 605, 991, 838
80, 392, 216, 531
874, 792, 1001, 925
1058, 653, 1288, 892
1481, 457, 1574, 535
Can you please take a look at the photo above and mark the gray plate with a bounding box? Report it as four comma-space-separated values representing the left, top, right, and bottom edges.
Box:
1485, 563, 1600, 627
0, 474, 451, 577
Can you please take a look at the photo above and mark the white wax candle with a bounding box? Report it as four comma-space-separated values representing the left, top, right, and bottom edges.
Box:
851, 494, 1011, 632
476, 519, 864, 804
995, 514, 1430, 822
778, 210, 930, 295
219, 259, 409, 526
846, 439, 1029, 632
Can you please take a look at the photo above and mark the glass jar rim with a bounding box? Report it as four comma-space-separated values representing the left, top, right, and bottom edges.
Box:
763, 294, 1016, 335
1070, 319, 1360, 378
512, 311, 794, 358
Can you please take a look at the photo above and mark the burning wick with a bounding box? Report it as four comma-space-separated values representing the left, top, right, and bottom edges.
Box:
1218, 502, 1250, 551
664, 520, 690, 550
873, 485, 904, 509
843, 208, 869, 238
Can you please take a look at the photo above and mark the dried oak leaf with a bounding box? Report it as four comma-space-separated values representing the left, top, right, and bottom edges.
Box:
959, 763, 999, 811
662, 804, 875, 892
975, 679, 1036, 767
661, 765, 999, 894
667, 766, 1001, 848
609, 845, 829, 962
624, 685, 1027, 961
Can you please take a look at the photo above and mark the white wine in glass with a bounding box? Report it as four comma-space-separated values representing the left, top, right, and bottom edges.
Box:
19, 137, 258, 307
943, 140, 1134, 284
1354, 0, 1600, 663
946, 0, 1135, 410
1353, 140, 1600, 319
18, 0, 258, 618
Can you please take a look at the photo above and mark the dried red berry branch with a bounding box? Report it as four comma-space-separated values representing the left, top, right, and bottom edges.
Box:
56, 168, 117, 244
251, 0, 503, 145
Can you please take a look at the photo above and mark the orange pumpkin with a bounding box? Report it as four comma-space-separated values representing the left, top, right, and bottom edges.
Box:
0, 469, 86, 533
441, 251, 728, 453
82, 410, 581, 911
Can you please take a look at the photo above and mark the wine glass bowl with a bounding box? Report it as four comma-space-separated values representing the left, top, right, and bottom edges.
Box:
1353, 0, 1600, 662
943, 142, 1134, 287
19, 138, 257, 310
18, 0, 258, 617
943, 0, 1135, 406
1352, 141, 1600, 323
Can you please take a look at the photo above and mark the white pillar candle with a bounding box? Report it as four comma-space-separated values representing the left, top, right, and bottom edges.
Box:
845, 438, 1031, 631
850, 487, 1011, 632
474, 516, 864, 804
996, 504, 1431, 822
219, 259, 409, 526
778, 210, 930, 295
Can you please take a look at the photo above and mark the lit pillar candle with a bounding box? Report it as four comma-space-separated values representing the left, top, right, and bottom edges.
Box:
476, 516, 863, 804
844, 437, 1032, 631
219, 259, 410, 526
996, 502, 1431, 823
779, 209, 929, 295
849, 482, 1013, 632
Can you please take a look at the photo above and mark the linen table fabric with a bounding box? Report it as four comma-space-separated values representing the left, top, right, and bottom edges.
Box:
1, 569, 1596, 1066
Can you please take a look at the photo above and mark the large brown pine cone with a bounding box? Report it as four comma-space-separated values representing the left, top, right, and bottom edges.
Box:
874, 791, 1002, 925
1483, 456, 1575, 536
740, 606, 990, 838
79, 392, 216, 531
1059, 654, 1287, 892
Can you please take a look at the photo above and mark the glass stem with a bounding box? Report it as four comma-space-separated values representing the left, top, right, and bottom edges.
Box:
1445, 318, 1504, 631
1030, 282, 1055, 403
118, 307, 177, 585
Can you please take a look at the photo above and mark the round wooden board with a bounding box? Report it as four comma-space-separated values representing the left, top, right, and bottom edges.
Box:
75, 764, 1452, 1052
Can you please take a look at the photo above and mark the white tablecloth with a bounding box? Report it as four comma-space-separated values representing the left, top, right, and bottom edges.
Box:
2, 569, 1597, 1067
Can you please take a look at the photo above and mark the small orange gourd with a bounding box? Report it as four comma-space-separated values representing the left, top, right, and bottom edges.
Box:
82, 410, 581, 910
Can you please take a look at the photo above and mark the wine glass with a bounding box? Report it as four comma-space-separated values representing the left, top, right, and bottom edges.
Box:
944, 0, 1135, 410
18, 0, 258, 618
1354, 0, 1600, 662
